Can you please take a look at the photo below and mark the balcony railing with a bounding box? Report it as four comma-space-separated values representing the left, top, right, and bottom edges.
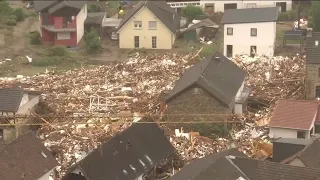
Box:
167, 1, 201, 8
42, 25, 76, 32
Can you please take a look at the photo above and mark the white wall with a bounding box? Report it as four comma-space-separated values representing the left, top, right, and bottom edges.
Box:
17, 95, 40, 115
223, 21, 276, 57
235, 81, 244, 98
200, 0, 292, 12
269, 127, 310, 139
37, 168, 55, 180
76, 4, 87, 44
234, 104, 242, 114
19, 93, 29, 108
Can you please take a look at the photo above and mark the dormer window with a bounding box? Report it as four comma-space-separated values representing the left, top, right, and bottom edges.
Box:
315, 40, 319, 47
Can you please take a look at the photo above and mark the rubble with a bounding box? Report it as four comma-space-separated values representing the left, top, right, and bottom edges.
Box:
0, 53, 305, 178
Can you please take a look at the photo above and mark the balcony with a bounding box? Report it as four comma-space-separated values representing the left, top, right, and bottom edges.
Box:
42, 25, 76, 32
167, 1, 201, 8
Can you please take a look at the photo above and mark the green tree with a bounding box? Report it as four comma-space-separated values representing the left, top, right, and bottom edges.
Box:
312, 1, 320, 31
87, 4, 102, 13
84, 28, 101, 53
181, 5, 204, 23
14, 8, 25, 22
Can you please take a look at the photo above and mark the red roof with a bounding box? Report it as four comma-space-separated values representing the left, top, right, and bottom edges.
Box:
269, 100, 319, 130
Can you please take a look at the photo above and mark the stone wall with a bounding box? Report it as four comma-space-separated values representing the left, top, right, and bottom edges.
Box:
306, 64, 320, 99
165, 85, 232, 123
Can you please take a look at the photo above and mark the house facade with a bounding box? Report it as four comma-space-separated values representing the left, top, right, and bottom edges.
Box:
164, 53, 250, 121
117, 1, 179, 49
221, 7, 278, 58
35, 1, 87, 47
305, 32, 320, 99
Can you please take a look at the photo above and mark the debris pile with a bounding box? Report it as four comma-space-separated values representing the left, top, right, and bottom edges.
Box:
0, 53, 193, 115
233, 54, 305, 122
0, 53, 304, 178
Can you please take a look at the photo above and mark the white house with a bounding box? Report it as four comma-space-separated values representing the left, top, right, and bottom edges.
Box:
221, 7, 278, 58
268, 100, 320, 139
199, 0, 292, 13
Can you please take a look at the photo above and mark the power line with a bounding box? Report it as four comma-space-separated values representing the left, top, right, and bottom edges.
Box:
0, 113, 243, 119
0, 120, 245, 126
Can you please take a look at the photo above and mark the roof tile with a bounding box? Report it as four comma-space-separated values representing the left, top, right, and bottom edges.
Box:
269, 100, 319, 130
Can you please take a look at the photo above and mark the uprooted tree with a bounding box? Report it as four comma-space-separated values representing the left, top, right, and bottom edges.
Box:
181, 5, 204, 23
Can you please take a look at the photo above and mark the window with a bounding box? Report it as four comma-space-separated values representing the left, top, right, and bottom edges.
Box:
152, 36, 157, 48
297, 131, 306, 139
315, 125, 320, 134
251, 28, 257, 37
134, 36, 139, 48
193, 87, 200, 94
227, 27, 233, 35
148, 21, 157, 29
134, 21, 142, 29
250, 46, 257, 57
316, 86, 320, 97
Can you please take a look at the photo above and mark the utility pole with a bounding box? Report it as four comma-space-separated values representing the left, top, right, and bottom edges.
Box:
298, 0, 301, 29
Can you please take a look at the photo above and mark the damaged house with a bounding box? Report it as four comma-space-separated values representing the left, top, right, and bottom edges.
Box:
0, 88, 41, 143
163, 53, 250, 121
63, 122, 175, 180
0, 131, 59, 180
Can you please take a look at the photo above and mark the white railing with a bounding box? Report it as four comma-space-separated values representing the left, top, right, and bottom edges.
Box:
167, 1, 201, 8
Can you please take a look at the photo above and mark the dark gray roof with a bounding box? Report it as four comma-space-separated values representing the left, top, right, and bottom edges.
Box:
221, 7, 278, 24
0, 88, 24, 112
117, 0, 180, 34
273, 137, 313, 145
85, 12, 106, 25
164, 53, 246, 108
272, 138, 311, 163
34, 0, 86, 13
231, 156, 320, 180
306, 32, 320, 64
67, 122, 175, 180
0, 132, 59, 180
169, 148, 247, 180
298, 139, 320, 168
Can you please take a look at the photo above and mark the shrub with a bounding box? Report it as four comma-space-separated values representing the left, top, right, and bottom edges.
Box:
31, 56, 76, 67
47, 46, 68, 56
5, 18, 16, 26
28, 31, 41, 45
278, 10, 297, 21
87, 4, 102, 13
14, 8, 25, 22
84, 28, 101, 53
200, 44, 217, 57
